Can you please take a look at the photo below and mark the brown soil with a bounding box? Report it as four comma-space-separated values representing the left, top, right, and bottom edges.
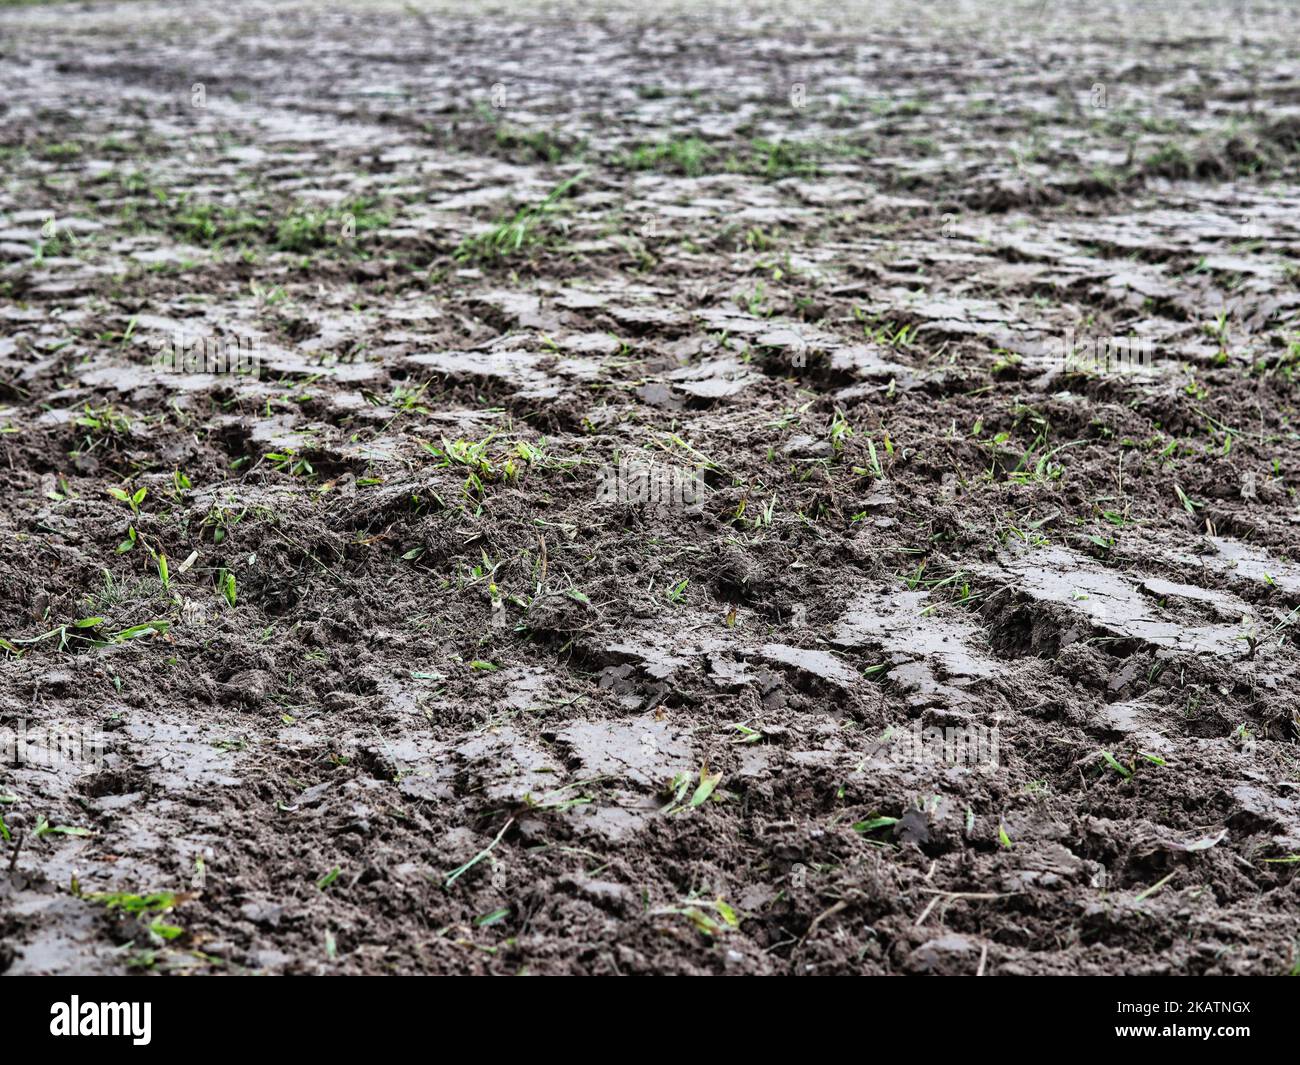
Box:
1, 0, 1299, 975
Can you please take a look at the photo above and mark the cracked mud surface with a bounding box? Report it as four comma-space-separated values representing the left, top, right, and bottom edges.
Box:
2, 0, 1300, 975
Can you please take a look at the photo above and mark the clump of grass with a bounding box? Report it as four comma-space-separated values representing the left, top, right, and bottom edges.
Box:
78, 886, 188, 945
7, 617, 170, 654
107, 483, 147, 515
1254, 335, 1300, 379
828, 407, 854, 456
618, 136, 843, 179
648, 896, 739, 936
216, 568, 237, 607
265, 448, 315, 477
454, 173, 584, 263
40, 141, 83, 160
742, 138, 823, 179
167, 195, 389, 252
493, 124, 584, 164
274, 198, 390, 252
170, 199, 263, 245
74, 403, 132, 441
660, 764, 722, 815
619, 137, 716, 176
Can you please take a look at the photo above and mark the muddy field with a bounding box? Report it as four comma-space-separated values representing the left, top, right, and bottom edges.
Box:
1, 0, 1299, 976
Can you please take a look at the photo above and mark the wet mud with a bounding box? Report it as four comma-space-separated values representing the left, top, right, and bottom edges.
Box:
1, 0, 1299, 974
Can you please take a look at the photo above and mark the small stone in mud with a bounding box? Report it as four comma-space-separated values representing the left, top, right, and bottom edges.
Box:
37, 669, 77, 695
893, 808, 931, 846
239, 899, 287, 928
781, 434, 832, 459
561, 876, 635, 914
907, 934, 983, 975
220, 669, 274, 706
